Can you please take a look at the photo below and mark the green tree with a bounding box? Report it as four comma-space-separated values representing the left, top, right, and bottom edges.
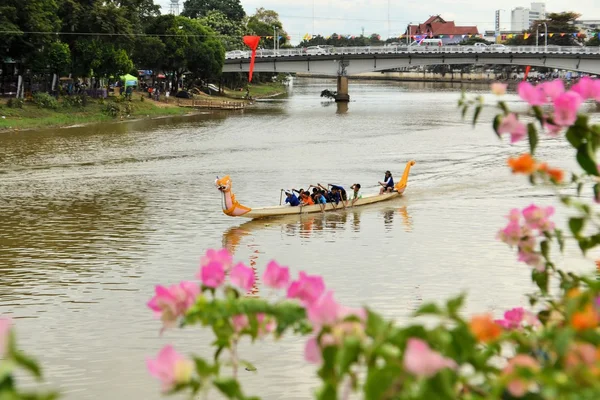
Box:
247, 8, 289, 49
0, 4, 21, 61
44, 41, 72, 76
181, 0, 245, 22
505, 12, 582, 46
197, 10, 249, 51
145, 15, 224, 89
586, 30, 600, 46
131, 36, 166, 71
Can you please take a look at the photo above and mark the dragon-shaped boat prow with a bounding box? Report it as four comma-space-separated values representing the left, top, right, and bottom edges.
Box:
216, 161, 416, 220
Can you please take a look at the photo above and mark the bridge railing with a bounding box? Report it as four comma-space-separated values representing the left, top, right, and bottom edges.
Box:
225, 45, 600, 60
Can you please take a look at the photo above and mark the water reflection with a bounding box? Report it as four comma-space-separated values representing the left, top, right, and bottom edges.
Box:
222, 203, 413, 255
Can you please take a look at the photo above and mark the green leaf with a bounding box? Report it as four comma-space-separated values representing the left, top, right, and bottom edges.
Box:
492, 114, 502, 138
414, 303, 442, 316
446, 293, 466, 317
461, 105, 468, 120
241, 360, 257, 372
594, 184, 600, 203
566, 126, 584, 148
532, 269, 549, 294
577, 182, 584, 196
213, 377, 244, 399
498, 101, 509, 115
316, 382, 337, 400
472, 105, 482, 126
12, 350, 42, 380
532, 106, 544, 125
527, 123, 538, 155
569, 217, 585, 237
540, 240, 550, 260
576, 143, 599, 176
194, 357, 217, 378
555, 229, 565, 253
365, 309, 387, 337
363, 365, 403, 400
337, 337, 361, 376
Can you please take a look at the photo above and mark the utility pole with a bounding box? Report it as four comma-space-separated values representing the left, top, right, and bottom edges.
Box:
312, 0, 315, 36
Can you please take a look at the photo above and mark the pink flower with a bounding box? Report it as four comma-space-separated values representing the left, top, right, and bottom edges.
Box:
497, 113, 527, 143
522, 204, 555, 232
304, 336, 322, 364
540, 79, 565, 101
199, 260, 225, 288
502, 354, 540, 397
495, 307, 525, 329
0, 318, 12, 357
553, 91, 583, 126
571, 76, 596, 100
200, 248, 233, 271
230, 263, 255, 291
147, 282, 200, 330
403, 338, 457, 378
339, 306, 367, 322
287, 272, 325, 305
543, 119, 563, 136
517, 81, 546, 106
518, 250, 544, 271
147, 345, 194, 392
262, 260, 290, 289
307, 291, 341, 328
491, 82, 507, 96
231, 314, 249, 333
497, 220, 523, 247
256, 313, 276, 336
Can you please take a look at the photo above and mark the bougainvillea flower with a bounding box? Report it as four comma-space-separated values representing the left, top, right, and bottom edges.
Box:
147, 345, 194, 392
403, 338, 457, 377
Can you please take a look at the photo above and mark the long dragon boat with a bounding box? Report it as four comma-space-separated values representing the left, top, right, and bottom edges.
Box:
216, 160, 416, 220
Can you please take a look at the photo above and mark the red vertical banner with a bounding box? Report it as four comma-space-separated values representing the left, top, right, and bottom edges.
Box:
243, 35, 261, 82
523, 66, 531, 81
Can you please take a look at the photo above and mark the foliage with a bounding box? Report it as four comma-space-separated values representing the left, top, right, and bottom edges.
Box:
197, 10, 250, 51
145, 15, 225, 86
586, 31, 600, 47
44, 41, 72, 75
246, 8, 289, 49
6, 98, 24, 109
62, 94, 88, 109
299, 34, 384, 48
101, 100, 134, 117
181, 0, 245, 22
0, 318, 59, 399
505, 12, 583, 46
33, 92, 59, 109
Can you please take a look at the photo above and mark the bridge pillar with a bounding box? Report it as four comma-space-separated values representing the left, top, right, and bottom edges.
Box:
335, 76, 349, 102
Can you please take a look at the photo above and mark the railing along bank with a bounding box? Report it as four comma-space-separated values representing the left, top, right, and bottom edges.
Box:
225, 46, 600, 60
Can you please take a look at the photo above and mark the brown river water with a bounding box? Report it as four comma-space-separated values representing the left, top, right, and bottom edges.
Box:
1, 78, 599, 399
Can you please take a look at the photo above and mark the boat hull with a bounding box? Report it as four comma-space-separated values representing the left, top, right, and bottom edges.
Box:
243, 192, 402, 219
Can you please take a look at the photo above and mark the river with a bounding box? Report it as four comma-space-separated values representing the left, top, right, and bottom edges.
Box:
1, 78, 599, 399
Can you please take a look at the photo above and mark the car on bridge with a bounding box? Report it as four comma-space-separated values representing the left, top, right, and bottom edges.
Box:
226, 50, 249, 58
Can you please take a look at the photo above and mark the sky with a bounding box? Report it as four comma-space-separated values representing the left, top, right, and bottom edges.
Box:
157, 0, 600, 44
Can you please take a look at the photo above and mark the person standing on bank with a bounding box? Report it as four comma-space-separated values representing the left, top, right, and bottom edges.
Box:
379, 171, 394, 194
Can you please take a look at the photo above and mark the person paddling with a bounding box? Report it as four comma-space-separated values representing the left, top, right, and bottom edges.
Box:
379, 171, 394, 194
284, 191, 300, 206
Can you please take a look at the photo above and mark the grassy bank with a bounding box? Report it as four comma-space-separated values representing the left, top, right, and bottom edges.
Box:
223, 82, 286, 99
0, 95, 190, 132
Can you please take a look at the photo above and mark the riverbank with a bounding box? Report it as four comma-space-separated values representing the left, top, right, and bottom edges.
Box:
0, 96, 193, 132
0, 83, 288, 132
222, 82, 287, 99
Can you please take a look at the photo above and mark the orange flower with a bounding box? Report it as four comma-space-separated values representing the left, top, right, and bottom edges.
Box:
571, 304, 600, 331
538, 163, 564, 183
507, 154, 536, 174
469, 314, 502, 342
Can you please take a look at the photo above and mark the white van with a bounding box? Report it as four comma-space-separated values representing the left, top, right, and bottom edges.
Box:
410, 39, 443, 47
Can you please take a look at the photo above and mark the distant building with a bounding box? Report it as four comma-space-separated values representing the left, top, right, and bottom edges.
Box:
511, 2, 547, 31
573, 19, 600, 34
407, 15, 479, 44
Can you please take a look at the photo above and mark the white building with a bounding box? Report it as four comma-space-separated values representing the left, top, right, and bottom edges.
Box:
511, 2, 547, 32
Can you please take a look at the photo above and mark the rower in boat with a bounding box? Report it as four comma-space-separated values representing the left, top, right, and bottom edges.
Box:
215, 160, 415, 219
379, 171, 394, 194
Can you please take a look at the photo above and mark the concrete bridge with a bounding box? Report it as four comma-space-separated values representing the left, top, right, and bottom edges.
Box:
223, 45, 600, 101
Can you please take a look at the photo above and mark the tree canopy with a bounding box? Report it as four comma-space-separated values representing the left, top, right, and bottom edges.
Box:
181, 0, 245, 22
247, 8, 289, 49
505, 12, 583, 46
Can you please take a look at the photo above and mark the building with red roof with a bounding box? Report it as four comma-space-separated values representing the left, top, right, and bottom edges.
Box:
407, 16, 479, 44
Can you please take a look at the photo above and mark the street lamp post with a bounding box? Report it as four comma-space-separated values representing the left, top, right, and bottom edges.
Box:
543, 22, 548, 51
